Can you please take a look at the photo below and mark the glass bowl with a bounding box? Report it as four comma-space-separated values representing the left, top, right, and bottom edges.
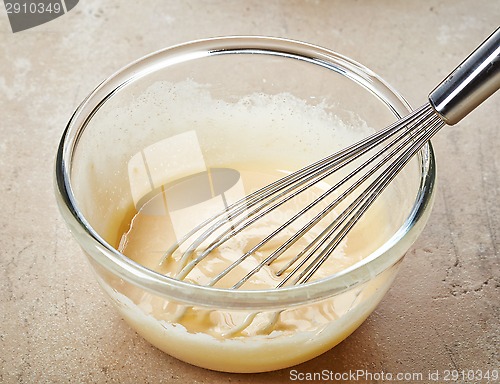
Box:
55, 36, 435, 373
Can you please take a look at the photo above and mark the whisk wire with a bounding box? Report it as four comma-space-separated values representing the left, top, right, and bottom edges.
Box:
293, 114, 445, 285
176, 104, 443, 288
264, 107, 444, 287
161, 105, 432, 267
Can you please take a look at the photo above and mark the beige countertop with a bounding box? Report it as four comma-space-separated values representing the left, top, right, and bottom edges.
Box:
1, 1, 498, 383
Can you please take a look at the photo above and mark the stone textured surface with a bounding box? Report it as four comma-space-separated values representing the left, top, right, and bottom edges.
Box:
0, 1, 498, 383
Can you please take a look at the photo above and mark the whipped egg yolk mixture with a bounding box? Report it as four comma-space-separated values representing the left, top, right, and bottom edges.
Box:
106, 81, 394, 372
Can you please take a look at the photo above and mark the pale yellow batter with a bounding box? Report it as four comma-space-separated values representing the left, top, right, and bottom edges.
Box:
99, 80, 398, 372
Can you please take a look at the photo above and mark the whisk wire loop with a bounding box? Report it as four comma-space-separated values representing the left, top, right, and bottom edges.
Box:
161, 104, 433, 268
166, 103, 447, 288
293, 115, 445, 285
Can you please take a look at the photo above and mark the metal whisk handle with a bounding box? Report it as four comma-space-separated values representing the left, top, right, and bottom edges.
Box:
429, 27, 500, 125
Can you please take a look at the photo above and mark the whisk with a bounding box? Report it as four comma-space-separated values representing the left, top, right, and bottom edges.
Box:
160, 28, 500, 289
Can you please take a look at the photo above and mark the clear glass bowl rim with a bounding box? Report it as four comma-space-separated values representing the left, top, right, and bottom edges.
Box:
55, 36, 436, 310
